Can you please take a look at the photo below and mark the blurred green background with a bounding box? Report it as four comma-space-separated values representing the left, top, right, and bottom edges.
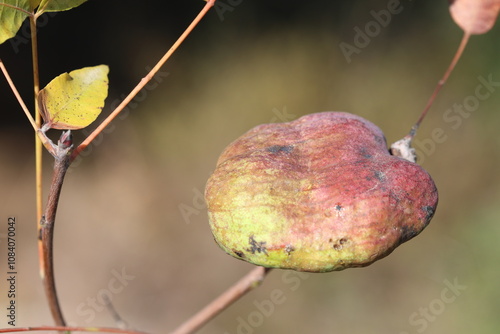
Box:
0, 0, 499, 333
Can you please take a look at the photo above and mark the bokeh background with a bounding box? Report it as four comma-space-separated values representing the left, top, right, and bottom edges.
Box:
1, 0, 499, 333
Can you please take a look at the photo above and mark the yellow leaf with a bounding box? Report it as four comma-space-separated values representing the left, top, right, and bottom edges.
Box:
39, 65, 109, 130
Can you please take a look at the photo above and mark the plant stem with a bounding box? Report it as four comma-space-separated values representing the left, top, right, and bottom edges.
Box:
30, 12, 43, 223
70, 0, 216, 162
0, 326, 149, 334
39, 131, 73, 328
29, 14, 48, 312
409, 31, 470, 139
170, 267, 272, 334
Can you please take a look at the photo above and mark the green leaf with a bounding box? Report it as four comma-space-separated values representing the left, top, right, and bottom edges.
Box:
29, 0, 41, 10
0, 1, 31, 44
39, 65, 109, 130
38, 0, 87, 13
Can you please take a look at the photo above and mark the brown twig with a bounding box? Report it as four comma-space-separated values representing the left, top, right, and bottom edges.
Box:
39, 131, 74, 328
0, 60, 55, 152
0, 326, 148, 334
170, 267, 272, 334
409, 31, 470, 139
70, 0, 216, 163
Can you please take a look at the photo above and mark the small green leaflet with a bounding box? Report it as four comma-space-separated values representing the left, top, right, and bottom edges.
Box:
0, 0, 30, 44
38, 65, 109, 130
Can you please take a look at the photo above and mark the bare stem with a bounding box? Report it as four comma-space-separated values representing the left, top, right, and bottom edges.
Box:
30, 13, 43, 223
29, 15, 49, 320
70, 0, 216, 162
0, 326, 149, 334
409, 31, 470, 139
170, 267, 272, 334
39, 131, 73, 328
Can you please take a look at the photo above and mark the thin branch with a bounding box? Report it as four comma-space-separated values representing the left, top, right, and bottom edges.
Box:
30, 15, 44, 220
409, 31, 470, 138
0, 59, 54, 152
70, 0, 216, 162
29, 12, 47, 308
0, 59, 37, 131
39, 131, 73, 328
170, 267, 272, 334
0, 326, 148, 334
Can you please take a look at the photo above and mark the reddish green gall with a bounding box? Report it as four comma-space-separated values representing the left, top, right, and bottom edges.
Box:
205, 112, 438, 272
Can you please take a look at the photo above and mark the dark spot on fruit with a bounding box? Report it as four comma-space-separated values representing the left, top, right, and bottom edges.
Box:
335, 204, 342, 211
247, 236, 268, 255
399, 225, 418, 243
233, 250, 245, 258
266, 145, 294, 154
422, 206, 436, 224
285, 244, 295, 255
374, 171, 386, 182
374, 134, 386, 146
359, 147, 372, 159
333, 237, 348, 250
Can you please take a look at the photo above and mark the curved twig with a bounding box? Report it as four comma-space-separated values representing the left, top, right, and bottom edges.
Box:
409, 31, 470, 138
170, 267, 272, 334
39, 131, 74, 327
0, 326, 148, 334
